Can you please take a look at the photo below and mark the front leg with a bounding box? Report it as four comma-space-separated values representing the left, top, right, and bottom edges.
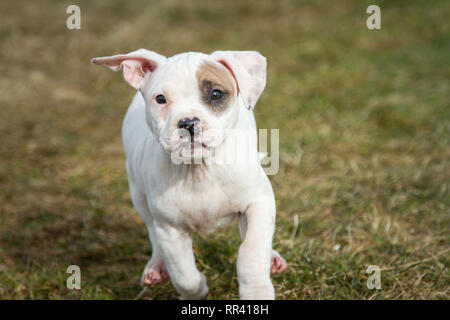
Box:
237, 201, 276, 300
239, 213, 287, 276
153, 220, 208, 300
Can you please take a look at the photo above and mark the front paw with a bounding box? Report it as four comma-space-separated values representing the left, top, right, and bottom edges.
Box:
239, 283, 275, 300
177, 273, 209, 300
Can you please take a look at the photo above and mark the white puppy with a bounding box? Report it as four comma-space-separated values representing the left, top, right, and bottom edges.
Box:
91, 49, 287, 300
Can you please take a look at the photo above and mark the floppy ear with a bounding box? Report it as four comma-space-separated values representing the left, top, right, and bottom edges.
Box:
211, 51, 267, 110
91, 49, 167, 90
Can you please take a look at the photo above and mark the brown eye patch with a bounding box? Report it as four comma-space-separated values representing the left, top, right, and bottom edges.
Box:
196, 61, 236, 113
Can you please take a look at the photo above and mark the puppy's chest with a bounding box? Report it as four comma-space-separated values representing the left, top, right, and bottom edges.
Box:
156, 180, 242, 233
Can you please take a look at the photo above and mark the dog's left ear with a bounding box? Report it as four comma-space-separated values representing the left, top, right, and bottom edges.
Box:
211, 51, 267, 110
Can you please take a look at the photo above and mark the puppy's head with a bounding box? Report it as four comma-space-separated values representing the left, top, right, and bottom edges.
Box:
92, 49, 266, 160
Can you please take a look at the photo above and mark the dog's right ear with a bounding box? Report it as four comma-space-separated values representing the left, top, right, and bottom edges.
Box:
91, 49, 167, 90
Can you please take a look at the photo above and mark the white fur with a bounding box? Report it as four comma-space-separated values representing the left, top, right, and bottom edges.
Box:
92, 50, 282, 300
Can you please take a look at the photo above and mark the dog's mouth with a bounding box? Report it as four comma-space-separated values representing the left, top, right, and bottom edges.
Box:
160, 127, 224, 159
167, 140, 212, 163
176, 128, 212, 150
169, 133, 211, 155
195, 142, 209, 149
179, 140, 210, 152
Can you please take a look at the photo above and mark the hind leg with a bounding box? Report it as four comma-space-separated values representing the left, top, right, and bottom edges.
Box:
140, 224, 170, 286
270, 250, 288, 274
128, 175, 170, 287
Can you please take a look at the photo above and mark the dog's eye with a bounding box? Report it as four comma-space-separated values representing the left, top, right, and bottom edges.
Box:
210, 89, 224, 101
155, 94, 167, 104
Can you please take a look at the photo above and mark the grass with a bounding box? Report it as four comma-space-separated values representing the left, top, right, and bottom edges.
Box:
0, 0, 448, 299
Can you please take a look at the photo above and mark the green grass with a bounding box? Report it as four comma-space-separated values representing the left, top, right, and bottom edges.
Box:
0, 0, 448, 299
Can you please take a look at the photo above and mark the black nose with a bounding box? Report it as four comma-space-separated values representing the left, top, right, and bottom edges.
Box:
177, 117, 200, 136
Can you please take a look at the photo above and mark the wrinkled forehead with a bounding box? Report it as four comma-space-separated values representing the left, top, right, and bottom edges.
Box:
144, 52, 235, 93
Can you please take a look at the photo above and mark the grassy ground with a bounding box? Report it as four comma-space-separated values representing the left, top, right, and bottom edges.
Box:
0, 0, 448, 299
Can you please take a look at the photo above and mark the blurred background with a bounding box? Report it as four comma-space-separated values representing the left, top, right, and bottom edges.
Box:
0, 0, 448, 299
